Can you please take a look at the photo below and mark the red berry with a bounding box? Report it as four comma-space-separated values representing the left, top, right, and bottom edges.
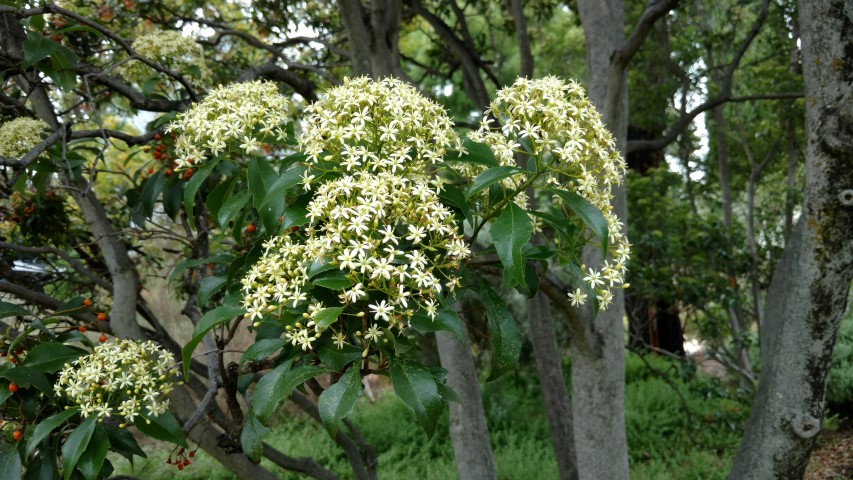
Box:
99, 335, 107, 343
183, 170, 194, 180
83, 298, 93, 307
96, 312, 107, 321
78, 326, 86, 332
147, 167, 154, 174
165, 168, 174, 176
246, 224, 255, 233
12, 430, 22, 441
154, 133, 162, 141
177, 464, 183, 471
183, 458, 190, 466
189, 450, 196, 458
8, 383, 17, 393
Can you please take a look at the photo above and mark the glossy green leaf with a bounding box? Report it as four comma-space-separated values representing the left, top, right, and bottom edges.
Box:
23, 443, 56, 480
140, 170, 165, 220
105, 427, 146, 463
478, 280, 522, 380
248, 158, 278, 209
0, 366, 52, 393
240, 414, 269, 462
162, 178, 184, 220
76, 425, 109, 480
549, 187, 609, 255
217, 191, 251, 228
22, 34, 57, 67
314, 307, 344, 329
491, 202, 532, 288
181, 305, 245, 378
197, 276, 226, 307
26, 410, 77, 456
260, 164, 306, 208
317, 365, 362, 429
389, 358, 444, 436
317, 341, 362, 371
61, 416, 95, 480
183, 157, 221, 229
450, 139, 498, 167
0, 302, 28, 319
252, 364, 327, 423
311, 270, 353, 290
0, 444, 22, 480
133, 411, 187, 448
240, 338, 286, 364
409, 306, 464, 342
22, 343, 86, 373
206, 176, 237, 221
466, 166, 521, 199
439, 184, 473, 225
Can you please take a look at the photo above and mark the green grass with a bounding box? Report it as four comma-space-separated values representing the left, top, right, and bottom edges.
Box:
112, 353, 749, 479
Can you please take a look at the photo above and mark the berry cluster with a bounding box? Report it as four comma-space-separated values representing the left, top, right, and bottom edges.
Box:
166, 446, 198, 471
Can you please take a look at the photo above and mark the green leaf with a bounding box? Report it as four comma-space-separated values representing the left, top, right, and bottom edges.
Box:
206, 176, 237, 222
46, 45, 78, 91
466, 166, 522, 199
133, 411, 187, 448
240, 414, 269, 462
0, 302, 28, 319
162, 178, 184, 220
183, 157, 221, 229
260, 164, 306, 208
549, 187, 609, 255
436, 383, 461, 403
22, 33, 57, 68
389, 358, 444, 436
139, 170, 165, 220
258, 189, 286, 234
24, 443, 56, 480
181, 305, 245, 378
439, 184, 473, 225
0, 443, 21, 480
252, 364, 327, 423
26, 410, 78, 456
23, 343, 86, 373
76, 425, 109, 480
317, 365, 362, 429
168, 254, 232, 284
478, 280, 522, 380
248, 158, 278, 209
409, 306, 464, 342
105, 427, 146, 462
491, 202, 532, 289
0, 366, 52, 393
197, 276, 226, 307
307, 257, 337, 279
240, 338, 286, 364
314, 307, 344, 329
317, 341, 363, 371
451, 139, 498, 167
61, 416, 95, 480
311, 270, 353, 290
217, 191, 251, 228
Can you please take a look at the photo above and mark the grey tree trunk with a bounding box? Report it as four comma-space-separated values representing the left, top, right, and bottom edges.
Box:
436, 329, 497, 480
527, 293, 578, 480
574, 1, 630, 478
338, 0, 409, 80
728, 1, 853, 478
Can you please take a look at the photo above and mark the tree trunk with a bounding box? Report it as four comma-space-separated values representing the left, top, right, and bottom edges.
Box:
527, 293, 578, 480
729, 0, 853, 477
436, 328, 497, 480
338, 0, 409, 80
574, 1, 630, 478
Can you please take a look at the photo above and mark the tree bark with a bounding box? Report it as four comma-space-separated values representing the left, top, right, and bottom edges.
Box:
574, 1, 630, 478
508, 0, 534, 78
728, 0, 853, 477
527, 293, 578, 480
436, 328, 497, 480
338, 0, 409, 80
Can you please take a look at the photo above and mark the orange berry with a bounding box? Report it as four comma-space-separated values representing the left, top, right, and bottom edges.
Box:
8, 357, 16, 364
78, 326, 86, 332
246, 224, 255, 233
147, 167, 155, 174
8, 383, 17, 392
12, 430, 22, 441
83, 298, 92, 307
154, 133, 162, 141
183, 170, 194, 180
96, 312, 107, 321
99, 335, 107, 343
165, 168, 173, 176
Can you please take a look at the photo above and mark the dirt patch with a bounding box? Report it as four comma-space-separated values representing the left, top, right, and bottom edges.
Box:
806, 421, 853, 480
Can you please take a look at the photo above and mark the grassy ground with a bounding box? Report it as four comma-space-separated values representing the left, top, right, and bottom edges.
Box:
112, 352, 764, 479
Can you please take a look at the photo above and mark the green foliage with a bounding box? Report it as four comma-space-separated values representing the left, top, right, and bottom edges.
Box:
827, 305, 853, 408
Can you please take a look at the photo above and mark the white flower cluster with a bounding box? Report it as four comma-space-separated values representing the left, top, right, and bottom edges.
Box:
243, 78, 469, 353
0, 118, 49, 159
299, 76, 461, 179
121, 30, 210, 88
167, 80, 291, 170
469, 76, 630, 311
54, 339, 178, 426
